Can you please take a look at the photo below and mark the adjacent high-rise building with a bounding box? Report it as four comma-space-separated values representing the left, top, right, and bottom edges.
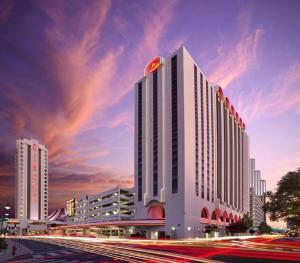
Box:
250, 187, 265, 227
134, 46, 249, 238
249, 158, 267, 227
260, 180, 266, 195
15, 139, 48, 221
249, 158, 266, 196
255, 170, 261, 196
249, 159, 256, 193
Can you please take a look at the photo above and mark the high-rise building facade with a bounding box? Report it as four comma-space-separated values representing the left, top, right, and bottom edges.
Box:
249, 159, 266, 196
250, 187, 265, 227
249, 158, 267, 227
15, 139, 48, 221
134, 46, 249, 238
249, 159, 256, 193
260, 180, 266, 195
255, 170, 261, 196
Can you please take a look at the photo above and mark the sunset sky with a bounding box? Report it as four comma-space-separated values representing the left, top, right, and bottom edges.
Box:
0, 0, 299, 215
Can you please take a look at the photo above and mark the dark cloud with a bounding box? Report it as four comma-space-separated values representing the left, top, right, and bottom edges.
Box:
0, 0, 13, 24
0, 175, 15, 216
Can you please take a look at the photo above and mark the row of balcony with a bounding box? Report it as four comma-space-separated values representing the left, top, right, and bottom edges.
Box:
89, 205, 134, 215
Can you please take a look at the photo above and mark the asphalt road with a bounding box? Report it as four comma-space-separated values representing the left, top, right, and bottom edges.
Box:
4, 236, 300, 263
4, 238, 121, 262
16, 238, 74, 253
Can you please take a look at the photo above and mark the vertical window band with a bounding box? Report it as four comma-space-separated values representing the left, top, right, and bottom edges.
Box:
194, 65, 199, 196
171, 55, 178, 194
137, 82, 143, 201
153, 70, 158, 196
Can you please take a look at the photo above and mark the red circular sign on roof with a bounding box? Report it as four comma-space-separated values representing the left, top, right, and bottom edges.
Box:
145, 57, 162, 75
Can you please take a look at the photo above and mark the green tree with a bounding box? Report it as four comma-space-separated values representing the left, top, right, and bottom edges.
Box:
227, 221, 248, 234
242, 213, 253, 230
227, 214, 253, 235
264, 168, 300, 233
258, 221, 272, 234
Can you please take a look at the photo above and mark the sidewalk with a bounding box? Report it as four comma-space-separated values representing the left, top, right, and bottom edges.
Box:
0, 239, 32, 262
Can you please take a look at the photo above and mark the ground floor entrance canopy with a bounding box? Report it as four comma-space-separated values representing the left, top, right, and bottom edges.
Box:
50, 219, 165, 230
48, 219, 165, 238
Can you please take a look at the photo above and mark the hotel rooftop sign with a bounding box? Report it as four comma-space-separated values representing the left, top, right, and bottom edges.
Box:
144, 57, 163, 75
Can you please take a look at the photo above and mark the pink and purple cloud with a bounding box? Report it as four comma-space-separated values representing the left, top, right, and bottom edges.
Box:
0, 0, 299, 215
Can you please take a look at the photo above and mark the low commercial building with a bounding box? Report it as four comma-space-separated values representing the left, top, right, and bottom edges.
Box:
69, 187, 134, 225
74, 195, 89, 224
88, 188, 134, 223
66, 198, 76, 224
48, 219, 164, 238
6, 219, 47, 235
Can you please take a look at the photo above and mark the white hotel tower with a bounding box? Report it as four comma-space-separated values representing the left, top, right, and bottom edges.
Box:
134, 46, 249, 238
15, 139, 48, 221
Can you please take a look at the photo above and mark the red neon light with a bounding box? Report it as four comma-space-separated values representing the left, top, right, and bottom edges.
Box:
32, 163, 37, 171
225, 97, 230, 107
145, 57, 161, 74
230, 105, 235, 115
32, 143, 38, 202
218, 86, 224, 100
218, 86, 223, 95
147, 205, 165, 219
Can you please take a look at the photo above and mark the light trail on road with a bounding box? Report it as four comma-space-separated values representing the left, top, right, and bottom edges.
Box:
11, 235, 300, 262
30, 237, 222, 263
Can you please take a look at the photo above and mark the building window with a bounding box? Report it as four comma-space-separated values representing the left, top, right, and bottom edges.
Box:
241, 130, 244, 211
27, 144, 31, 217
38, 148, 42, 220
237, 126, 241, 210
229, 116, 233, 206
194, 65, 199, 196
234, 121, 238, 208
199, 73, 205, 198
224, 104, 228, 203
206, 80, 210, 201
216, 97, 222, 201
153, 70, 158, 196
138, 82, 143, 201
171, 55, 178, 194
211, 88, 215, 202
